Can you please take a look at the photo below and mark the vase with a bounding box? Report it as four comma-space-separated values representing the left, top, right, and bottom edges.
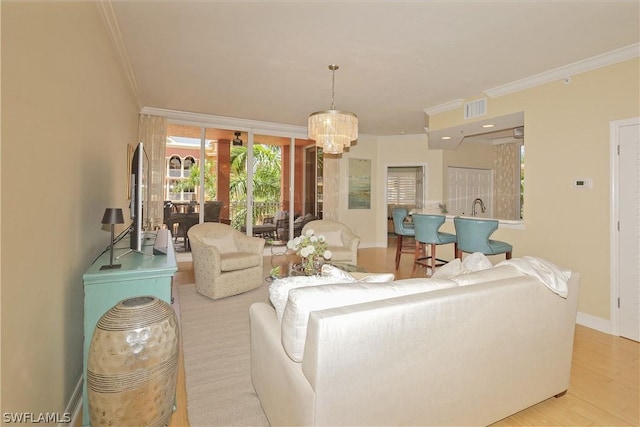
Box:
302, 255, 323, 276
87, 296, 179, 427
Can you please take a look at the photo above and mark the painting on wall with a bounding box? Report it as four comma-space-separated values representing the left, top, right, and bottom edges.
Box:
348, 158, 371, 209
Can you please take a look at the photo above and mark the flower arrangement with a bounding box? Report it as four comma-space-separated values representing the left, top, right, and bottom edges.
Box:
287, 229, 332, 275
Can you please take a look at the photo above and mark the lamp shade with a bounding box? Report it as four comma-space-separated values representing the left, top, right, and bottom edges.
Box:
307, 65, 358, 155
102, 208, 125, 225
308, 110, 358, 154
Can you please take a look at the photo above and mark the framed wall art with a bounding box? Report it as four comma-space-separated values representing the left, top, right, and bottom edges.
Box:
348, 158, 371, 209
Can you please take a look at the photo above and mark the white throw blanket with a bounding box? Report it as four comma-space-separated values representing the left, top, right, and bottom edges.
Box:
497, 256, 571, 298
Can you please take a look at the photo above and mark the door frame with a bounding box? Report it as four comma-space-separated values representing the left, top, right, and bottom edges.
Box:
384, 163, 429, 240
609, 116, 640, 336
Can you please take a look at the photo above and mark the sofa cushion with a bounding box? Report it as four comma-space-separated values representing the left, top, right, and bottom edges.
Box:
202, 233, 238, 254
322, 230, 343, 247
321, 264, 395, 284
219, 252, 262, 272
326, 247, 352, 261
269, 267, 396, 321
269, 276, 356, 321
281, 278, 458, 362
451, 265, 525, 286
431, 252, 493, 279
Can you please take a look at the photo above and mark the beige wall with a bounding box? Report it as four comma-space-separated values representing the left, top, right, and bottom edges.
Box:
337, 133, 444, 248
429, 58, 640, 322
2, 2, 138, 415
443, 141, 494, 173
2, 2, 637, 416
335, 134, 379, 246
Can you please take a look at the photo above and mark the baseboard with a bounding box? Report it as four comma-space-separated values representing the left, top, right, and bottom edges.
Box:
576, 311, 613, 335
360, 242, 388, 249
62, 376, 83, 427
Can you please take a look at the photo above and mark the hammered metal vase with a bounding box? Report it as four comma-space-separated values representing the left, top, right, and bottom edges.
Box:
87, 296, 179, 427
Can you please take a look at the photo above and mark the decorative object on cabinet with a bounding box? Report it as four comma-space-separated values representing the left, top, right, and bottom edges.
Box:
87, 296, 179, 427
100, 208, 125, 270
82, 237, 177, 426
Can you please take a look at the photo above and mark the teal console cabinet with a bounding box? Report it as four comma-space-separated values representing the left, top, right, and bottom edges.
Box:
81, 237, 177, 426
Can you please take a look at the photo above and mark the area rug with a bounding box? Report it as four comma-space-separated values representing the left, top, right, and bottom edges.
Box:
178, 280, 271, 426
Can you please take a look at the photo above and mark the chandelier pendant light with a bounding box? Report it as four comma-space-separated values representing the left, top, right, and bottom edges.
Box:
308, 64, 358, 154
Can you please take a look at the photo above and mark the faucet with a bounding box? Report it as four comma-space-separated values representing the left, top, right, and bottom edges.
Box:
472, 198, 486, 217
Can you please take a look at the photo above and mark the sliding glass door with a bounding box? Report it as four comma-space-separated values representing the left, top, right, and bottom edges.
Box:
165, 123, 320, 246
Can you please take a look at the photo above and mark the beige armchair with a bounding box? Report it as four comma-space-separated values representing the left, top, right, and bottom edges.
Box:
188, 223, 265, 300
302, 220, 360, 264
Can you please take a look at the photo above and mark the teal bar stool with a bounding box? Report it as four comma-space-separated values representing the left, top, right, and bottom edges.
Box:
453, 217, 512, 259
391, 207, 416, 270
412, 213, 457, 276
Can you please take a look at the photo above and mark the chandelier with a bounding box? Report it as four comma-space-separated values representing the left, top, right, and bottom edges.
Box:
308, 65, 358, 154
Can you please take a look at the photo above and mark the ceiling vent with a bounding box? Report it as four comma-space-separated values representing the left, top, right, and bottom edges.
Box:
513, 126, 524, 139
464, 98, 487, 119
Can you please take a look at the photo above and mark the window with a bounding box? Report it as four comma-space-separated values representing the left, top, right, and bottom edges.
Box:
169, 156, 182, 178
184, 156, 195, 174
387, 167, 418, 205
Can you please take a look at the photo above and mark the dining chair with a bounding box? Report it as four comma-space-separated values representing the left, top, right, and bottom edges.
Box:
453, 216, 512, 259
391, 207, 417, 270
412, 213, 457, 276
275, 217, 290, 241
204, 200, 223, 223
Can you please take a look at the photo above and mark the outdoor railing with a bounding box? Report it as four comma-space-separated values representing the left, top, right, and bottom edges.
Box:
229, 200, 281, 228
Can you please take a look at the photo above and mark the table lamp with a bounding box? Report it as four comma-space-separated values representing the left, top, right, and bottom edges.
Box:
100, 208, 125, 270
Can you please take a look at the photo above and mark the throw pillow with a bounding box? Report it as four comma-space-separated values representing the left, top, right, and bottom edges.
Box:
281, 278, 458, 362
269, 275, 357, 321
321, 264, 355, 282
461, 252, 493, 272
431, 253, 493, 279
431, 258, 463, 279
322, 230, 343, 247
201, 233, 238, 254
322, 264, 395, 283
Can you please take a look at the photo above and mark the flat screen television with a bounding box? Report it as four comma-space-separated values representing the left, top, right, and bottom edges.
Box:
129, 142, 150, 252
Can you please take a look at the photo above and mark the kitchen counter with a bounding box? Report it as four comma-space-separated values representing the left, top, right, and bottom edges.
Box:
410, 210, 525, 230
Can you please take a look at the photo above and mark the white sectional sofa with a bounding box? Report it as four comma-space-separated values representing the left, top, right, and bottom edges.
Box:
250, 258, 579, 426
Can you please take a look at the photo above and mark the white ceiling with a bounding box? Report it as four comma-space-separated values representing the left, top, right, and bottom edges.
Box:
106, 1, 640, 137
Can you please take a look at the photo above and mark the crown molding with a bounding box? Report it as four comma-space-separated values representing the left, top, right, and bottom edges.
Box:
424, 44, 640, 115
97, 0, 140, 105
484, 43, 640, 98
423, 99, 464, 116
141, 107, 310, 139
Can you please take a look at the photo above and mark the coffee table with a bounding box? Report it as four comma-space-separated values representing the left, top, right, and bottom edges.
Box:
269, 258, 368, 280
266, 239, 288, 267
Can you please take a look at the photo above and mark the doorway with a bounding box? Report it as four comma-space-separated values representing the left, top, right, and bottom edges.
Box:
165, 124, 317, 245
610, 117, 640, 342
385, 164, 426, 234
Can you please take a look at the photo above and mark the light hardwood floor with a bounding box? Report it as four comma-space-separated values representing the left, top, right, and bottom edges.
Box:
85, 240, 640, 426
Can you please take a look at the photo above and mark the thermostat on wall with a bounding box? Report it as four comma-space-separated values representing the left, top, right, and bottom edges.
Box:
574, 178, 593, 189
